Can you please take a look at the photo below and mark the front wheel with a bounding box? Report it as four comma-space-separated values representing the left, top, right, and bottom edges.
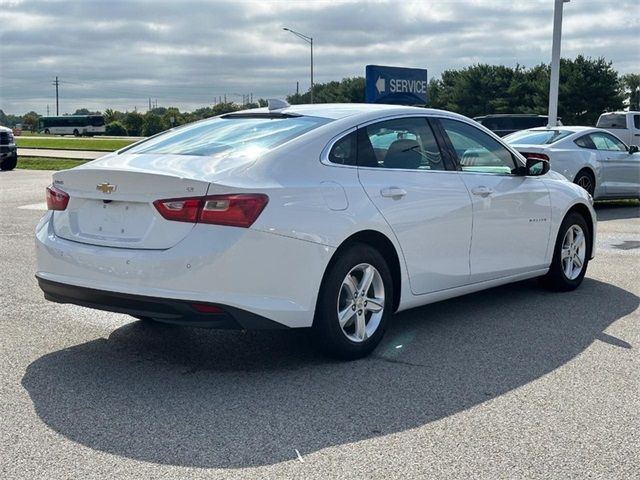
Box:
73, 129, 80, 137
541, 212, 590, 291
44, 129, 50, 135
0, 154, 17, 171
313, 244, 393, 360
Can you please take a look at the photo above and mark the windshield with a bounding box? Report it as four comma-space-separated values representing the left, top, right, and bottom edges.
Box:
504, 129, 572, 145
124, 115, 331, 157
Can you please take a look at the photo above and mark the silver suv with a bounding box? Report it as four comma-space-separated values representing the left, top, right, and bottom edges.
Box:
0, 126, 17, 171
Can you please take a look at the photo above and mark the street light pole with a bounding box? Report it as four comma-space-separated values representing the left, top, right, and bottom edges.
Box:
548, 0, 570, 127
283, 27, 314, 104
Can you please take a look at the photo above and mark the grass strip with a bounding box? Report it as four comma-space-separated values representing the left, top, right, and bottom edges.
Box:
17, 157, 88, 171
16, 137, 135, 151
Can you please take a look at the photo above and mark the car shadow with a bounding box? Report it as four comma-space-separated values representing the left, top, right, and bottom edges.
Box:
594, 201, 640, 221
21, 278, 638, 468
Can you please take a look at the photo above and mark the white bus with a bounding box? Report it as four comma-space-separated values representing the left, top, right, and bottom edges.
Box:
38, 115, 106, 136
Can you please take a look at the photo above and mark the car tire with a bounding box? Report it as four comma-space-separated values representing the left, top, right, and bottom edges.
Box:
44, 129, 50, 135
312, 243, 393, 360
0, 154, 17, 171
574, 170, 595, 196
541, 212, 590, 291
73, 129, 80, 137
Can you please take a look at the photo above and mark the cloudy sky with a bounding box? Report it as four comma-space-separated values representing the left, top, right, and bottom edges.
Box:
0, 0, 638, 115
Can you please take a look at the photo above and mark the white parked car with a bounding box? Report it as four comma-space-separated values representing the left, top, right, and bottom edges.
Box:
505, 126, 640, 200
36, 103, 596, 359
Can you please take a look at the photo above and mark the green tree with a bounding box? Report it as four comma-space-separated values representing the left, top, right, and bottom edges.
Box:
287, 77, 365, 104
104, 108, 124, 124
105, 121, 128, 136
621, 73, 640, 110
556, 56, 624, 125
73, 108, 101, 115
22, 111, 40, 131
428, 56, 624, 124
142, 113, 165, 136
123, 111, 144, 136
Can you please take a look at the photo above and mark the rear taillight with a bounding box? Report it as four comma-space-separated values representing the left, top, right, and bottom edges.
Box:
46, 185, 70, 211
153, 198, 201, 223
153, 194, 268, 228
522, 152, 550, 162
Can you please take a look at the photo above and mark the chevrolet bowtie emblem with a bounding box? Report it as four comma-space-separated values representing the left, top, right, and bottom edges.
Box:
96, 182, 117, 194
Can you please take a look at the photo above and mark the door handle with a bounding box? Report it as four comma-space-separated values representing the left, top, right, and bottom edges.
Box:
380, 187, 407, 198
471, 186, 494, 197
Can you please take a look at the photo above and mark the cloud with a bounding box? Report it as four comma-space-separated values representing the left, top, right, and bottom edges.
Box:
0, 0, 637, 114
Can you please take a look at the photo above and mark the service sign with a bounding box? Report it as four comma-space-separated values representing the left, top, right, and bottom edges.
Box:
365, 65, 428, 105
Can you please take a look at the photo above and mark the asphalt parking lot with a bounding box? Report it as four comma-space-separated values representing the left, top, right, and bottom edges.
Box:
1, 169, 638, 479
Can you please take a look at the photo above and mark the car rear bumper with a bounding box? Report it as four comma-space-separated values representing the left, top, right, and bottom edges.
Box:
36, 212, 335, 328
37, 277, 287, 329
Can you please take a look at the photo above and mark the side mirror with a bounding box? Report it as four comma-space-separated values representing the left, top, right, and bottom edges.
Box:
629, 145, 639, 154
525, 158, 550, 176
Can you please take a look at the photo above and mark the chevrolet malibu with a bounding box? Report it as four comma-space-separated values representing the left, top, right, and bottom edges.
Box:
36, 103, 596, 359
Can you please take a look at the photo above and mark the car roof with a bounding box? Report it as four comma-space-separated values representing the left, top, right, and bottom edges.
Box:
237, 103, 468, 122
474, 114, 549, 119
521, 126, 597, 134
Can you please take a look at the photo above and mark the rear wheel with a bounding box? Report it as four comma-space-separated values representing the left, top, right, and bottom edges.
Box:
313, 244, 393, 359
73, 129, 80, 137
541, 212, 590, 291
574, 170, 595, 196
44, 129, 50, 134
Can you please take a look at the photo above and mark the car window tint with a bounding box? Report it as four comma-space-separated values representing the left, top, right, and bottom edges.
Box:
634, 115, 640, 130
328, 131, 357, 166
440, 118, 517, 174
358, 117, 444, 170
574, 135, 595, 149
589, 132, 626, 151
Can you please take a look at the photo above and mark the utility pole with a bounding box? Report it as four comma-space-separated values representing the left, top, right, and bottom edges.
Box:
548, 0, 570, 127
52, 76, 59, 115
149, 98, 152, 111
46, 104, 50, 116
296, 81, 299, 96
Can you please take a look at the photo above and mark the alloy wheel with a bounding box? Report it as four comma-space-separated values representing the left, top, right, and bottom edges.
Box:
561, 225, 587, 280
336, 263, 385, 342
577, 175, 593, 195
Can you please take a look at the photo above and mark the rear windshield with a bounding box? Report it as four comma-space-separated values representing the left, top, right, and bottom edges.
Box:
124, 115, 331, 157
504, 129, 572, 145
597, 114, 627, 129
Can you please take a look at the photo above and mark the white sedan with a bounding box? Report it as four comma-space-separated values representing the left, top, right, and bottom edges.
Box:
505, 126, 640, 200
36, 103, 596, 359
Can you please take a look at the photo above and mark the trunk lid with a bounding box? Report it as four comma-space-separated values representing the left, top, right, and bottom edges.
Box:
50, 153, 253, 249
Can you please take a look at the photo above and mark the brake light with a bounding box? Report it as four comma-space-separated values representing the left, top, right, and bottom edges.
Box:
46, 185, 70, 211
154, 194, 268, 228
191, 303, 224, 314
152, 198, 201, 223
522, 152, 550, 162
